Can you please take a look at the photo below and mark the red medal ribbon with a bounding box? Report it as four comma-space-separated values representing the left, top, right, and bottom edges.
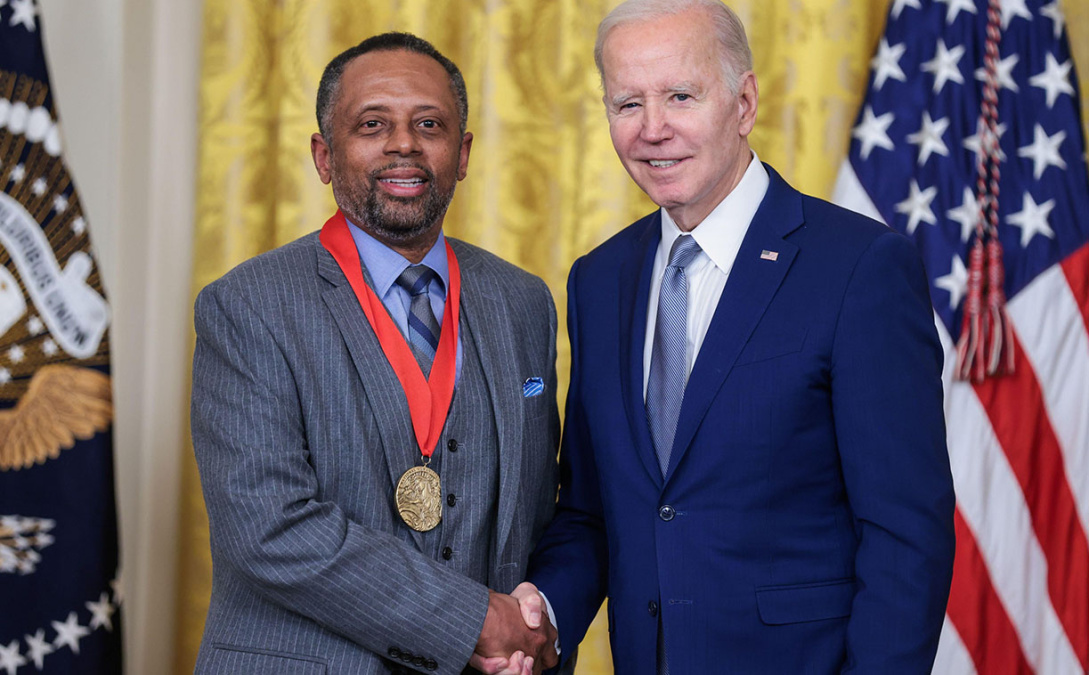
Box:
320, 210, 460, 459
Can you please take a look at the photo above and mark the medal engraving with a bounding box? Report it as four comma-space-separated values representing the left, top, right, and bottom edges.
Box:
395, 465, 442, 532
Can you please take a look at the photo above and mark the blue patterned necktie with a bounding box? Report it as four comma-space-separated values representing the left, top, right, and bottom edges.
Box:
646, 235, 702, 478
395, 265, 442, 377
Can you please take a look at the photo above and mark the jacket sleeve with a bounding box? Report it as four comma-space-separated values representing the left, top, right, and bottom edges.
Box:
529, 276, 563, 549
830, 230, 956, 672
191, 279, 488, 675
526, 258, 611, 668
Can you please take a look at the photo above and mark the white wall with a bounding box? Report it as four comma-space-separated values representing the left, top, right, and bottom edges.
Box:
39, 0, 202, 672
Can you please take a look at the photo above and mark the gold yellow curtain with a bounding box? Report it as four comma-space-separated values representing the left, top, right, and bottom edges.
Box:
174, 1, 1089, 672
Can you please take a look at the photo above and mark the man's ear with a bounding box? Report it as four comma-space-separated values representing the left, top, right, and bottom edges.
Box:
311, 132, 333, 184
737, 71, 758, 138
457, 131, 473, 181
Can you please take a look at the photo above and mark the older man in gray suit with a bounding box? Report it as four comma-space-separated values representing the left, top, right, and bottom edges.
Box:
191, 32, 560, 675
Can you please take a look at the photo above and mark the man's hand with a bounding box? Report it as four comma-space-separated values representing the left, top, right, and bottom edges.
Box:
511, 582, 546, 630
468, 650, 533, 675
471, 586, 558, 675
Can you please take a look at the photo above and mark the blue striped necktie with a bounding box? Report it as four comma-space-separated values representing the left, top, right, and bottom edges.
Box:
647, 235, 701, 675
396, 265, 442, 377
646, 235, 702, 478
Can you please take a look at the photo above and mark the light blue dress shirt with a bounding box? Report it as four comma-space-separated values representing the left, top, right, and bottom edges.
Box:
346, 219, 464, 377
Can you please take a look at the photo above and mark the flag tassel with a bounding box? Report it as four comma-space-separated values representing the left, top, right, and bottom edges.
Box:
985, 237, 1015, 376
956, 237, 986, 382
954, 0, 1014, 383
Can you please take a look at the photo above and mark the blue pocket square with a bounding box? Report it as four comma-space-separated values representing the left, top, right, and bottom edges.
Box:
523, 377, 545, 398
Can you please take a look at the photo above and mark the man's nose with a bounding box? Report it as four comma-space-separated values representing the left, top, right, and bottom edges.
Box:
385, 124, 422, 155
640, 103, 673, 143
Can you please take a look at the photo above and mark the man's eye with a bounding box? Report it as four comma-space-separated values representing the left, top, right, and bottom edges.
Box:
362, 120, 381, 128
419, 119, 438, 128
620, 102, 640, 110
675, 93, 691, 102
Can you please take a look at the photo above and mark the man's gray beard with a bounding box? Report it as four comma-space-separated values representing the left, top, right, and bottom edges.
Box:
333, 169, 455, 244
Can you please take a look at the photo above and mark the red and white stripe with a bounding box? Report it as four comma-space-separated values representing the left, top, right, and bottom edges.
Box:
834, 164, 1089, 674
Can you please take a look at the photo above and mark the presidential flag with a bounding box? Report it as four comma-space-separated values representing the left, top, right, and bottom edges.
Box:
834, 0, 1089, 672
0, 1, 123, 673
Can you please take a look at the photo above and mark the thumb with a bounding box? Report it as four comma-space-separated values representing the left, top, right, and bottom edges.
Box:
512, 582, 543, 629
469, 653, 509, 674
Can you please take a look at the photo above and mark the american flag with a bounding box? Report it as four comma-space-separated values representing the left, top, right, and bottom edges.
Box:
833, 0, 1089, 672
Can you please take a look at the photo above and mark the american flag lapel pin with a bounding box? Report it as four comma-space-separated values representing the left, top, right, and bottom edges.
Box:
760, 250, 779, 261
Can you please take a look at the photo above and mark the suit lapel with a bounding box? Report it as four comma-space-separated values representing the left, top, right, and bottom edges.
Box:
617, 213, 667, 488
666, 167, 804, 482
451, 241, 525, 560
316, 241, 427, 550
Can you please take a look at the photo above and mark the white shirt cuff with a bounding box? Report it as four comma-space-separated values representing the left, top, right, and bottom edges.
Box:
538, 590, 561, 657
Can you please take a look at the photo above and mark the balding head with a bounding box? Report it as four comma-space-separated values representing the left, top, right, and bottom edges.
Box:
595, 0, 753, 94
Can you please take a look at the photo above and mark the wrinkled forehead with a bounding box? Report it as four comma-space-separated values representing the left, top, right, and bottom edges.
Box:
600, 16, 725, 97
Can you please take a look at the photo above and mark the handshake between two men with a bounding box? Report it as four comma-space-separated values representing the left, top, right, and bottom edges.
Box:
472, 582, 558, 675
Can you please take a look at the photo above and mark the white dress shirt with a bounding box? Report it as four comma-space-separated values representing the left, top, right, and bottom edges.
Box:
642, 152, 770, 398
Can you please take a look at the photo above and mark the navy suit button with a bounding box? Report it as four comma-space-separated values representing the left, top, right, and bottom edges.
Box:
447, 439, 459, 452
658, 505, 675, 521
447, 493, 457, 507
648, 601, 659, 617
426, 659, 438, 671
442, 546, 453, 560
413, 656, 426, 667
388, 647, 402, 659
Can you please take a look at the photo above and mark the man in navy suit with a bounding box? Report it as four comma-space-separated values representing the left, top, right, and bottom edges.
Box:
503, 0, 956, 672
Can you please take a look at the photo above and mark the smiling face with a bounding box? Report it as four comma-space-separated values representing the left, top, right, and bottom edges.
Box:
311, 49, 472, 256
601, 7, 758, 231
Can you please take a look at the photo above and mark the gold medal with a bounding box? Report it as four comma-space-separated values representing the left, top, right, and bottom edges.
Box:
395, 465, 443, 532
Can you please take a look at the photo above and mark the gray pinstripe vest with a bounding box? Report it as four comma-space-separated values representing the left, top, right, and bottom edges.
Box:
411, 314, 500, 586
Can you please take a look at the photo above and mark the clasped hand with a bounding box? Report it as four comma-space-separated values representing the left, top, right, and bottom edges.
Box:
471, 582, 558, 675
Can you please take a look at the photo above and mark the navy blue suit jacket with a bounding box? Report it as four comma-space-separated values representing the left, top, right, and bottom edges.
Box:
528, 166, 955, 674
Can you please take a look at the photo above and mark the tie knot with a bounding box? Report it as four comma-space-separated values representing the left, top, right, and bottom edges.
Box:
667, 235, 702, 270
396, 265, 438, 297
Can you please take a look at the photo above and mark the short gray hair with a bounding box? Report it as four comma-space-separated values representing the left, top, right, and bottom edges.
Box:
594, 0, 753, 94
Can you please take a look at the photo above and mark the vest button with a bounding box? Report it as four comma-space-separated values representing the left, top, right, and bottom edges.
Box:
442, 546, 453, 560
659, 505, 676, 521
447, 439, 458, 452
648, 601, 659, 617
447, 493, 457, 507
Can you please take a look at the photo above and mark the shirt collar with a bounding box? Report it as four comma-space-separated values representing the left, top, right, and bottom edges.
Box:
659, 151, 770, 274
345, 218, 450, 298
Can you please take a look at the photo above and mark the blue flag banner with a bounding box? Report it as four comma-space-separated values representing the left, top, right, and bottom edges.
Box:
834, 0, 1089, 672
0, 1, 123, 673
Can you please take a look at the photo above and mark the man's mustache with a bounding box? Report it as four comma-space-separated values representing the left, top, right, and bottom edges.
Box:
368, 162, 436, 186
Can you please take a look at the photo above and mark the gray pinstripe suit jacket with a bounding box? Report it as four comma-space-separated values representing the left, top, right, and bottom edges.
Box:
190, 231, 560, 675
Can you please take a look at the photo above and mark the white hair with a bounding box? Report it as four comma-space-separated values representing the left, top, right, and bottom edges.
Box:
594, 0, 753, 94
